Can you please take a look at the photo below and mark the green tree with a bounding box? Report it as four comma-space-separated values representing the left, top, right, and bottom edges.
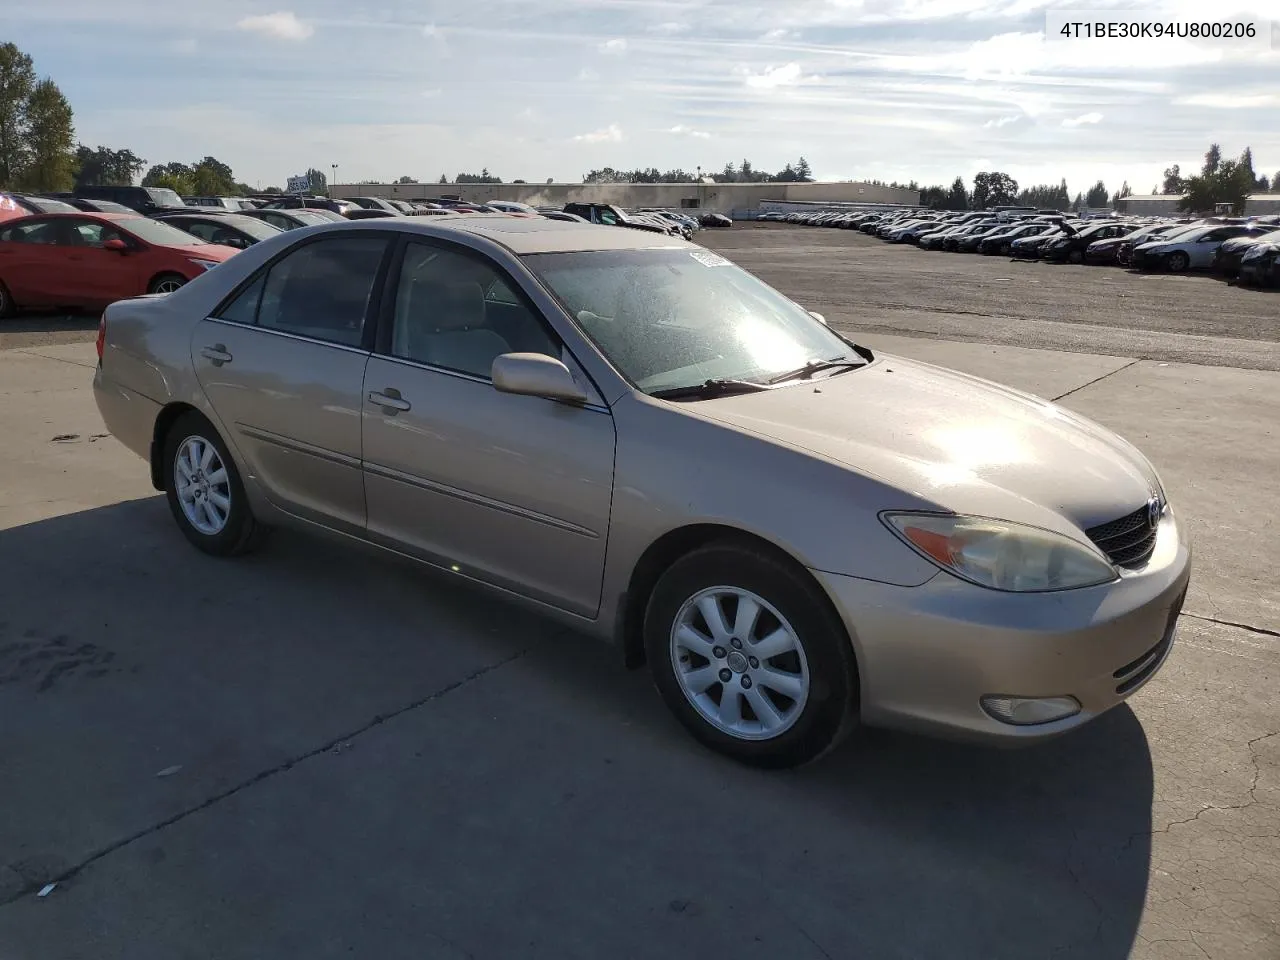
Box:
305, 167, 327, 194
438, 173, 448, 184
396, 175, 417, 184
1177, 145, 1256, 214
971, 171, 1018, 209
455, 168, 501, 183
0, 43, 36, 187
1161, 164, 1184, 195
18, 78, 74, 191
143, 162, 195, 195
191, 156, 236, 195
1115, 181, 1132, 201
75, 145, 145, 187
1201, 143, 1221, 177
795, 156, 812, 181
946, 176, 969, 210
1084, 180, 1108, 207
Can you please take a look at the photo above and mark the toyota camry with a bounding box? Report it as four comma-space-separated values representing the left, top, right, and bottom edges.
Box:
94, 216, 1191, 768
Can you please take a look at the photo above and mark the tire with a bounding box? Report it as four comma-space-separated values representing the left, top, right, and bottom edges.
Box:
149, 273, 188, 295
0, 280, 13, 318
644, 541, 858, 768
1068, 249, 1084, 264
162, 411, 267, 557
1166, 252, 1189, 272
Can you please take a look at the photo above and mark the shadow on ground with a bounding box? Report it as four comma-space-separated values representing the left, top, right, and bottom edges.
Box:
0, 498, 1154, 959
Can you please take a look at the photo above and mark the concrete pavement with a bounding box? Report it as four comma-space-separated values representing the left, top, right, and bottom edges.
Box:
0, 339, 1275, 959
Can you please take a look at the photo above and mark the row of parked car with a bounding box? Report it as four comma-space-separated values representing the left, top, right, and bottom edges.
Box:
763, 207, 1280, 287
0, 188, 732, 318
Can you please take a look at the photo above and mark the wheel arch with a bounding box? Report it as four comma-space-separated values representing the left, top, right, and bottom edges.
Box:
149, 402, 203, 490
618, 523, 849, 672
146, 270, 188, 294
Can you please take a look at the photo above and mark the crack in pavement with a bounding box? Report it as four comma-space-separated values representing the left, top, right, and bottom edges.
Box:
1181, 612, 1280, 640
1121, 730, 1279, 853
1051, 359, 1142, 402
0, 651, 527, 908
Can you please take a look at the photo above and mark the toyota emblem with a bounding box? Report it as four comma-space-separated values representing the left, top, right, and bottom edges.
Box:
1147, 496, 1162, 529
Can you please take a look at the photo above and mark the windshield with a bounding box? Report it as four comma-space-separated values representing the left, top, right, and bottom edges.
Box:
119, 217, 211, 245
524, 248, 859, 393
145, 187, 185, 208
31, 197, 79, 213
220, 215, 283, 240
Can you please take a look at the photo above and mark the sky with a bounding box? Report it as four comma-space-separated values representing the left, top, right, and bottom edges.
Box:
7, 0, 1280, 195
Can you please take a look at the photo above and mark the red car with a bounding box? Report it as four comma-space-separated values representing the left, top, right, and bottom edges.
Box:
0, 212, 240, 317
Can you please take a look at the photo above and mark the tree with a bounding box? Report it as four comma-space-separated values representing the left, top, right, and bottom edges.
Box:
1201, 143, 1221, 178
795, 156, 813, 181
1161, 164, 1184, 195
455, 168, 501, 183
1259, 174, 1271, 192
192, 156, 236, 195
305, 167, 327, 194
946, 176, 969, 210
396, 175, 417, 184
75, 145, 145, 187
1072, 191, 1084, 212
19, 78, 74, 191
438, 173, 448, 184
1115, 181, 1132, 200
143, 162, 195, 195
1085, 180, 1108, 208
0, 43, 36, 187
971, 171, 1018, 209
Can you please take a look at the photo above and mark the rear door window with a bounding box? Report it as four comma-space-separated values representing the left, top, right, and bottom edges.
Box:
256, 236, 388, 347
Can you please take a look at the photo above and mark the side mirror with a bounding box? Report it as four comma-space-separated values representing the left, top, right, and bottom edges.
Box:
223, 237, 248, 249
103, 238, 128, 253
808, 310, 828, 325
492, 352, 588, 404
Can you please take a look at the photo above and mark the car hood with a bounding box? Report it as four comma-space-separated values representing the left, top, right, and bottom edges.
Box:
690, 356, 1160, 540
164, 243, 240, 261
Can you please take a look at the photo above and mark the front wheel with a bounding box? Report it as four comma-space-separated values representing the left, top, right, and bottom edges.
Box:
162, 411, 267, 556
149, 272, 188, 295
1166, 252, 1190, 272
1068, 249, 1084, 264
0, 280, 14, 318
645, 542, 858, 768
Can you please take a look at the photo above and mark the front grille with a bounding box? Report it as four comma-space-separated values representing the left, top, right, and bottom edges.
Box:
1086, 504, 1159, 569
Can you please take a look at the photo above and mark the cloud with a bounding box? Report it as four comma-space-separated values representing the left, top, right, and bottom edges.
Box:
668, 124, 711, 139
599, 38, 627, 54
1176, 92, 1280, 109
421, 88, 442, 98
647, 22, 689, 35
235, 11, 312, 41
574, 123, 623, 143
1061, 112, 1103, 127
760, 28, 799, 41
421, 23, 440, 38
577, 67, 600, 82
170, 38, 197, 54
742, 63, 820, 89
983, 115, 1022, 128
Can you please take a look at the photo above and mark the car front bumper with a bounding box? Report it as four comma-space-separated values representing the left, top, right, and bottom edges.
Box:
812, 506, 1191, 744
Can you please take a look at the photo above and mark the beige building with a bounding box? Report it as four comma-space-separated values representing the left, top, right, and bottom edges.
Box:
1113, 193, 1280, 217
329, 180, 919, 215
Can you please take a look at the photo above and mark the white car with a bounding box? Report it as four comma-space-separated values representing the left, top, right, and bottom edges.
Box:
1130, 224, 1259, 271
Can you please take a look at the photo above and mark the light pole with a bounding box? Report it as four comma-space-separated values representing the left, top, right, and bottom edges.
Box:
331, 163, 339, 196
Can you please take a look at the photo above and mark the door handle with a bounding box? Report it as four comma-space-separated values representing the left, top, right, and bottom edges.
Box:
200, 344, 233, 366
368, 389, 411, 413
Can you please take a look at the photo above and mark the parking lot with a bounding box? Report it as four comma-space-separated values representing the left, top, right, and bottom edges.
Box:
1, 224, 1277, 960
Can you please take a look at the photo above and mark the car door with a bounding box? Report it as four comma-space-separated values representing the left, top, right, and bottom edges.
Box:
0, 218, 63, 304
1190, 227, 1239, 267
361, 237, 616, 617
61, 218, 140, 304
191, 233, 391, 535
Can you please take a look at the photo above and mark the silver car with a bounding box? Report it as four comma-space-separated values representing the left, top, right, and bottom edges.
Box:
94, 217, 1191, 767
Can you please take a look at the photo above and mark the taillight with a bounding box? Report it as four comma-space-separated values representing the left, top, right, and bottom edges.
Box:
96, 314, 106, 362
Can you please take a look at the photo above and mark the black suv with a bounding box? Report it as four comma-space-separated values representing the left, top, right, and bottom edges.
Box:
73, 184, 188, 215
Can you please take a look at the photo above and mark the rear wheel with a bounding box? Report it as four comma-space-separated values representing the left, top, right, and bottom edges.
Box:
162, 411, 266, 557
0, 280, 13, 318
149, 273, 188, 295
1166, 252, 1190, 272
645, 541, 858, 768
1068, 249, 1084, 264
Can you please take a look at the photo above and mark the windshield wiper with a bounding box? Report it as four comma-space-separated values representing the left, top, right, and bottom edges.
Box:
767, 356, 868, 385
648, 378, 770, 401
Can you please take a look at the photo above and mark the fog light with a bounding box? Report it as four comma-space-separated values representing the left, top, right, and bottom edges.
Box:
980, 695, 1081, 726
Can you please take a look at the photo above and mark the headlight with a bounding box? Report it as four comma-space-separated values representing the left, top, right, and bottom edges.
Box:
882, 512, 1117, 592
187, 258, 220, 272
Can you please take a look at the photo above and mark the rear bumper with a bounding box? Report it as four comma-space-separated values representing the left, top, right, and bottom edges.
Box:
813, 507, 1191, 744
93, 364, 160, 464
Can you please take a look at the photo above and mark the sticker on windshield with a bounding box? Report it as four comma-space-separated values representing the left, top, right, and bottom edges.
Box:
689, 250, 731, 267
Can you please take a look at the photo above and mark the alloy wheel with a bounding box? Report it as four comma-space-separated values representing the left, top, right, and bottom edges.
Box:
174, 435, 232, 535
154, 277, 186, 294
669, 586, 810, 741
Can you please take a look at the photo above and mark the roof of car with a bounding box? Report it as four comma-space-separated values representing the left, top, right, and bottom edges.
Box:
334, 213, 691, 255
6, 211, 141, 222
